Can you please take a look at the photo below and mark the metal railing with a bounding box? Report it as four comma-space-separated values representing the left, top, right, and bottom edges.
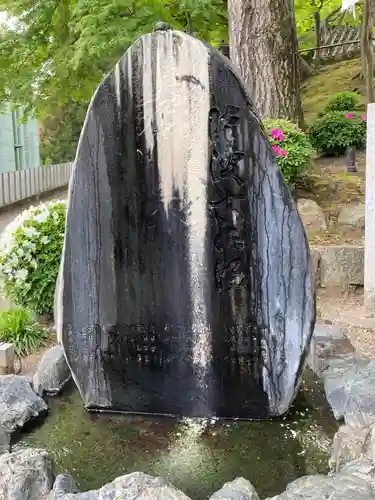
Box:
0, 162, 72, 208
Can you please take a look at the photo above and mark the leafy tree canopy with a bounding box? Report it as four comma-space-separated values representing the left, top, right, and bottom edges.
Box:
0, 0, 360, 165
0, 0, 227, 117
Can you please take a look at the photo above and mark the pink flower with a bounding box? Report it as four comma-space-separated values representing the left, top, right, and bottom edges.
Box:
346, 113, 354, 119
271, 128, 285, 141
281, 150, 288, 157
362, 114, 367, 121
272, 145, 282, 156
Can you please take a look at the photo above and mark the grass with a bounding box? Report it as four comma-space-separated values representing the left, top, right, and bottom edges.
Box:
302, 58, 365, 123
297, 58, 367, 245
0, 307, 50, 357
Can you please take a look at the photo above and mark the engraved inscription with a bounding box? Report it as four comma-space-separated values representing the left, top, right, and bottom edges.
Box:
209, 105, 249, 292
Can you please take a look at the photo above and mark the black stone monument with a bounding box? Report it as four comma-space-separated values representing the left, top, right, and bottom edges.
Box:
55, 27, 315, 419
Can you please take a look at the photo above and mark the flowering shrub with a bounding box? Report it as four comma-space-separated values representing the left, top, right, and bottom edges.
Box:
310, 111, 367, 156
0, 200, 66, 315
264, 119, 313, 186
324, 91, 362, 113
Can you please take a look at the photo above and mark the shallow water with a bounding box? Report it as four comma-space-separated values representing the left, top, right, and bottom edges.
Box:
17, 372, 337, 499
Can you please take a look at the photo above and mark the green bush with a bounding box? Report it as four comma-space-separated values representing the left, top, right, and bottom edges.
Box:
0, 307, 49, 356
324, 91, 362, 113
264, 119, 313, 186
309, 111, 367, 156
0, 199, 66, 315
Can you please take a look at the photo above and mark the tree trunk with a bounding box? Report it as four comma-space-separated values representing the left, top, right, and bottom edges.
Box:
228, 0, 304, 126
361, 0, 374, 105
314, 10, 321, 64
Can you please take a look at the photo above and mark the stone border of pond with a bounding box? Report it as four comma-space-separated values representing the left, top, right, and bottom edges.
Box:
1, 323, 375, 499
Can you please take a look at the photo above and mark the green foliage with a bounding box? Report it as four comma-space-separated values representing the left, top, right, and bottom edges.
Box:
309, 111, 366, 155
295, 0, 360, 52
0, 0, 227, 117
40, 101, 88, 164
264, 119, 313, 186
0, 200, 67, 315
0, 307, 49, 356
324, 91, 362, 113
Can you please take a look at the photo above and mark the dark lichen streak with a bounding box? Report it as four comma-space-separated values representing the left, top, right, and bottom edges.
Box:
175, 74, 206, 90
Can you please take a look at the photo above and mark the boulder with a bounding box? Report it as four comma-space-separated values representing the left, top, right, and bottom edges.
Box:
51, 474, 78, 498
323, 356, 369, 421
0, 375, 48, 432
0, 448, 55, 500
55, 472, 191, 499
307, 322, 353, 378
323, 359, 375, 428
316, 245, 364, 287
329, 425, 371, 472
341, 361, 375, 428
338, 203, 365, 229
265, 458, 375, 500
297, 199, 327, 233
0, 425, 10, 455
33, 345, 71, 396
210, 477, 259, 500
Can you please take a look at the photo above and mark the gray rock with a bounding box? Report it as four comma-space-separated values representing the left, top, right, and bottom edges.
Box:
33, 345, 71, 396
56, 472, 191, 499
338, 203, 365, 229
370, 425, 375, 467
316, 245, 364, 287
0, 424, 10, 455
323, 356, 369, 420
323, 358, 375, 427
307, 322, 353, 378
329, 425, 371, 472
265, 458, 375, 500
0, 375, 48, 432
52, 474, 78, 498
297, 199, 327, 233
310, 248, 321, 289
343, 361, 375, 428
210, 477, 259, 500
0, 448, 55, 500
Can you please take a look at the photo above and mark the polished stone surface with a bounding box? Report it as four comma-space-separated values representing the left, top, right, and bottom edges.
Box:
55, 29, 315, 419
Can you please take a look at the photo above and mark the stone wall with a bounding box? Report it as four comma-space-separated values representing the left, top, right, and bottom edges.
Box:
297, 198, 365, 290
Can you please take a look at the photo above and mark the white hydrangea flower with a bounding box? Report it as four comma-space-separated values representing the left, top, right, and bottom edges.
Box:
14, 269, 28, 282
23, 226, 39, 238
9, 254, 19, 267
34, 211, 49, 224
40, 236, 49, 245
24, 252, 32, 262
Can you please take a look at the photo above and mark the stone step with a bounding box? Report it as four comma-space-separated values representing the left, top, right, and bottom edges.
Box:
312, 244, 364, 289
